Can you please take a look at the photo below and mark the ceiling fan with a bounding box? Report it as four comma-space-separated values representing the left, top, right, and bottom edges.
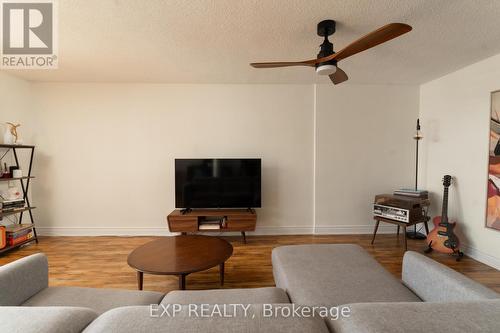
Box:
250, 20, 412, 85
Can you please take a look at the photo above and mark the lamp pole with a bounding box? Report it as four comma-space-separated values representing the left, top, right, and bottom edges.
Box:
415, 119, 422, 190
407, 118, 426, 240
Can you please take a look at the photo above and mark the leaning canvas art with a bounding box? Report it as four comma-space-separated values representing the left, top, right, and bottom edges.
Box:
487, 91, 500, 230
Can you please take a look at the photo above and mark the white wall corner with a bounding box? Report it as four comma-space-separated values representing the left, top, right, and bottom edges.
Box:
312, 83, 317, 233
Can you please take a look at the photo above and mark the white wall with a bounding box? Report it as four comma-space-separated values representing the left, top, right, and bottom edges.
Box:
0, 72, 34, 143
0, 73, 34, 212
420, 53, 500, 269
314, 84, 420, 233
1, 77, 421, 238
30, 84, 315, 235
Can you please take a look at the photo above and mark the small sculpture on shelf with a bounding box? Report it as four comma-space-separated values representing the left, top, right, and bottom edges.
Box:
3, 122, 21, 145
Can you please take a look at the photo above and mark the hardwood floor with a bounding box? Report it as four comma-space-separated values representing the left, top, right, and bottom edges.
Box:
0, 234, 499, 293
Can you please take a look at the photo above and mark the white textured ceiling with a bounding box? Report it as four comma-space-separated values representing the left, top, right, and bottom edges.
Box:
5, 0, 500, 84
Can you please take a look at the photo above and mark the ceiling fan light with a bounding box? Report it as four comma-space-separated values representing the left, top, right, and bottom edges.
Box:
316, 64, 337, 75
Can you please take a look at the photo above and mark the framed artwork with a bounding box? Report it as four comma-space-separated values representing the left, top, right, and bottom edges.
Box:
487, 90, 500, 230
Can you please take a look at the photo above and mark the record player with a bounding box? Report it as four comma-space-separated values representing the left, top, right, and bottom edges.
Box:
373, 194, 429, 224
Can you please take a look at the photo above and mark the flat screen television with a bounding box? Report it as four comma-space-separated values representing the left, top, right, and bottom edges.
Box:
175, 158, 261, 209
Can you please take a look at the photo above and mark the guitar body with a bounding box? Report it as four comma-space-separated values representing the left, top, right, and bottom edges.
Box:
425, 175, 462, 259
426, 216, 459, 254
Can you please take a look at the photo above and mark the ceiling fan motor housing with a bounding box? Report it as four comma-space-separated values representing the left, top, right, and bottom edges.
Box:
316, 22, 337, 75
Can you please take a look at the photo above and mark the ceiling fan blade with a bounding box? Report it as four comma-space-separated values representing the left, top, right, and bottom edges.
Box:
250, 61, 315, 68
329, 67, 348, 85
316, 23, 412, 64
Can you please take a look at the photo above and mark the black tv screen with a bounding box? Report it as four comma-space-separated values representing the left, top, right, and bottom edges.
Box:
175, 159, 261, 209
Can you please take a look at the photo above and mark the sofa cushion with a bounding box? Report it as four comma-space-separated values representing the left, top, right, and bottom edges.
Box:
23, 286, 164, 315
402, 251, 499, 302
161, 287, 290, 305
0, 253, 49, 306
272, 244, 420, 306
327, 300, 500, 333
0, 306, 98, 333
83, 304, 330, 333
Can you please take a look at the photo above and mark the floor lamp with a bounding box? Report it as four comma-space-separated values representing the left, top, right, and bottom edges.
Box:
406, 118, 427, 240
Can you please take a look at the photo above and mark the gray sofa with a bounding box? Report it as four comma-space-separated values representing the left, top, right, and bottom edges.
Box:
272, 244, 500, 333
0, 253, 164, 314
1, 244, 499, 332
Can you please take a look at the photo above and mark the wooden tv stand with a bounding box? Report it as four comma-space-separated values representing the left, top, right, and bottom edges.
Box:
167, 209, 257, 243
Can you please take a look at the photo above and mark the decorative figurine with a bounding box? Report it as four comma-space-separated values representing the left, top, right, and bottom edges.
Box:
4, 122, 20, 144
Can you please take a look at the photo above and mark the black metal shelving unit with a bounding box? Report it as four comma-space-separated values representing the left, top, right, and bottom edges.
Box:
0, 144, 38, 253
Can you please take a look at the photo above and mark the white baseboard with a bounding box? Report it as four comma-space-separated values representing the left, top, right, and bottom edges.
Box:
314, 224, 397, 234
36, 227, 175, 236
255, 226, 314, 235
36, 224, 395, 236
461, 243, 500, 271
36, 226, 315, 236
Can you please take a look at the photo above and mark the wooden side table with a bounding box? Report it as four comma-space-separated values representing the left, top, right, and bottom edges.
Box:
372, 194, 431, 251
371, 216, 430, 251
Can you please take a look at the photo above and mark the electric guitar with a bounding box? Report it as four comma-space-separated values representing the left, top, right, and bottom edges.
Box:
425, 175, 462, 258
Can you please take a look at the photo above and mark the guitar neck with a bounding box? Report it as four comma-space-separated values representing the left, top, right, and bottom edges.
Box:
441, 187, 449, 221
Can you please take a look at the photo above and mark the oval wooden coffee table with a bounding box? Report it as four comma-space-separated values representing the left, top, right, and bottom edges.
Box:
127, 235, 233, 290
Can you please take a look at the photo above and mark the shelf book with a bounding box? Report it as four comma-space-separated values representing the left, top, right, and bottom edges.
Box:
5, 223, 34, 246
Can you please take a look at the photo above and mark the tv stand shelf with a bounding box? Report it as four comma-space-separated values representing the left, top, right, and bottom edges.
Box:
167, 209, 257, 243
